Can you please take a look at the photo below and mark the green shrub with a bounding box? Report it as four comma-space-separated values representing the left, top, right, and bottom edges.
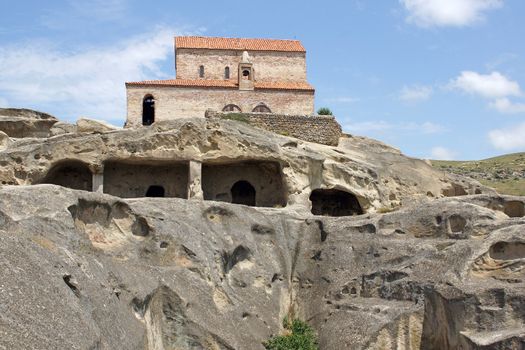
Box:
222, 113, 249, 123
316, 107, 333, 115
264, 317, 318, 350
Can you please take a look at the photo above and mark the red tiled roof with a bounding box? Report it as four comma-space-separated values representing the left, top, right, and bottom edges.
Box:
126, 79, 315, 91
175, 36, 306, 52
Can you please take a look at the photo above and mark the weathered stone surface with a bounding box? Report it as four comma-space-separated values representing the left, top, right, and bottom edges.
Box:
0, 130, 11, 150
0, 117, 522, 350
76, 117, 120, 133
49, 121, 78, 136
0, 186, 523, 349
0, 108, 58, 138
0, 118, 492, 209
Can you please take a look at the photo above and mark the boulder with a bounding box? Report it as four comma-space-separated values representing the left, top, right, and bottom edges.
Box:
0, 130, 11, 150
0, 108, 58, 138
76, 118, 120, 134
49, 121, 78, 136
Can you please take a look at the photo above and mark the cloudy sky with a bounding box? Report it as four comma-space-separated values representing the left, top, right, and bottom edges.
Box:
0, 0, 524, 160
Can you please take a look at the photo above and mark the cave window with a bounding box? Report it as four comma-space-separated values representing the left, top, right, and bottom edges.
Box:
310, 189, 364, 217
142, 95, 155, 126
146, 185, 165, 197
231, 180, 256, 206
252, 103, 271, 113
225, 66, 230, 79
199, 65, 205, 78
222, 104, 241, 112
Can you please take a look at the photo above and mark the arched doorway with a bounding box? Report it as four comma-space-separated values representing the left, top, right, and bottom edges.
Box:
310, 189, 364, 216
145, 185, 165, 197
231, 180, 256, 206
142, 95, 155, 126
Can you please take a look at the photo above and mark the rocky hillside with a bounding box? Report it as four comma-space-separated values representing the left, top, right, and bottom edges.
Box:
432, 153, 525, 196
0, 110, 524, 350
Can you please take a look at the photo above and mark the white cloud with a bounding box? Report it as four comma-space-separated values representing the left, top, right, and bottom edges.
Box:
489, 122, 525, 150
490, 98, 525, 114
450, 71, 521, 99
431, 146, 457, 160
345, 120, 445, 134
449, 71, 525, 114
400, 0, 503, 27
324, 96, 360, 104
399, 85, 433, 102
0, 27, 185, 123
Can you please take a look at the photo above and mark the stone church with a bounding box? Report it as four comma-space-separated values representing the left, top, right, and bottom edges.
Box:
125, 36, 315, 127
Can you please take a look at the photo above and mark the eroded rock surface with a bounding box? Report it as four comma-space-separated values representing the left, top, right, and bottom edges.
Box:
0, 186, 523, 349
0, 116, 523, 350
0, 108, 58, 138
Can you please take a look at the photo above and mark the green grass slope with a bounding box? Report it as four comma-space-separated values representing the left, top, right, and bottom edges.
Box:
432, 152, 525, 196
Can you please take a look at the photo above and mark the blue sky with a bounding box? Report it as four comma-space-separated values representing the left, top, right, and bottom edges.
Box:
0, 0, 524, 160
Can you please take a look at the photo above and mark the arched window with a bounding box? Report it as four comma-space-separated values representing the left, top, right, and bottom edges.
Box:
225, 66, 230, 79
252, 103, 271, 113
199, 65, 204, 78
142, 95, 155, 126
231, 180, 256, 206
242, 69, 251, 80
222, 104, 241, 112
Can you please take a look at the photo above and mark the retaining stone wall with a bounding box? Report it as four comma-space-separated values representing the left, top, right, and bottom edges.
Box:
205, 110, 342, 146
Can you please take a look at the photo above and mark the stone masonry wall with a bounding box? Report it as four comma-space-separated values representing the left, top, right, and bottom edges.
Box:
205, 110, 342, 146
126, 86, 314, 126
176, 48, 307, 82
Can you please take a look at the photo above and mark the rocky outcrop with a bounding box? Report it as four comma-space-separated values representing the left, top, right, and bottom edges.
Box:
0, 118, 492, 211
0, 186, 523, 349
0, 108, 58, 138
0, 117, 522, 350
76, 117, 120, 134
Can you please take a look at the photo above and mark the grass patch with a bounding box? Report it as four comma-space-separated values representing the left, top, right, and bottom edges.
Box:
265, 317, 318, 350
221, 113, 250, 123
432, 152, 525, 196
479, 179, 525, 196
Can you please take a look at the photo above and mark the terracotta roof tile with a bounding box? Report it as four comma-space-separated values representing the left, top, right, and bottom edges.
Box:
175, 36, 306, 52
126, 79, 314, 91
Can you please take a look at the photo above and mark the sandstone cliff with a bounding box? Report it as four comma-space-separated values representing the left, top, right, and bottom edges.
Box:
0, 113, 523, 350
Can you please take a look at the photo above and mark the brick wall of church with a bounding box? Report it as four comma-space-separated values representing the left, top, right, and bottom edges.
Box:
126, 86, 314, 127
175, 49, 307, 82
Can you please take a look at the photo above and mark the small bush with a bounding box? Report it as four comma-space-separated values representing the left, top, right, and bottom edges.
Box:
222, 113, 249, 123
264, 317, 318, 350
317, 107, 333, 115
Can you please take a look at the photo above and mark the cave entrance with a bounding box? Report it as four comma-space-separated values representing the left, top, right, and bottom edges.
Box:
103, 161, 188, 198
146, 185, 165, 197
231, 180, 256, 206
201, 161, 286, 207
310, 189, 364, 216
41, 160, 92, 191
